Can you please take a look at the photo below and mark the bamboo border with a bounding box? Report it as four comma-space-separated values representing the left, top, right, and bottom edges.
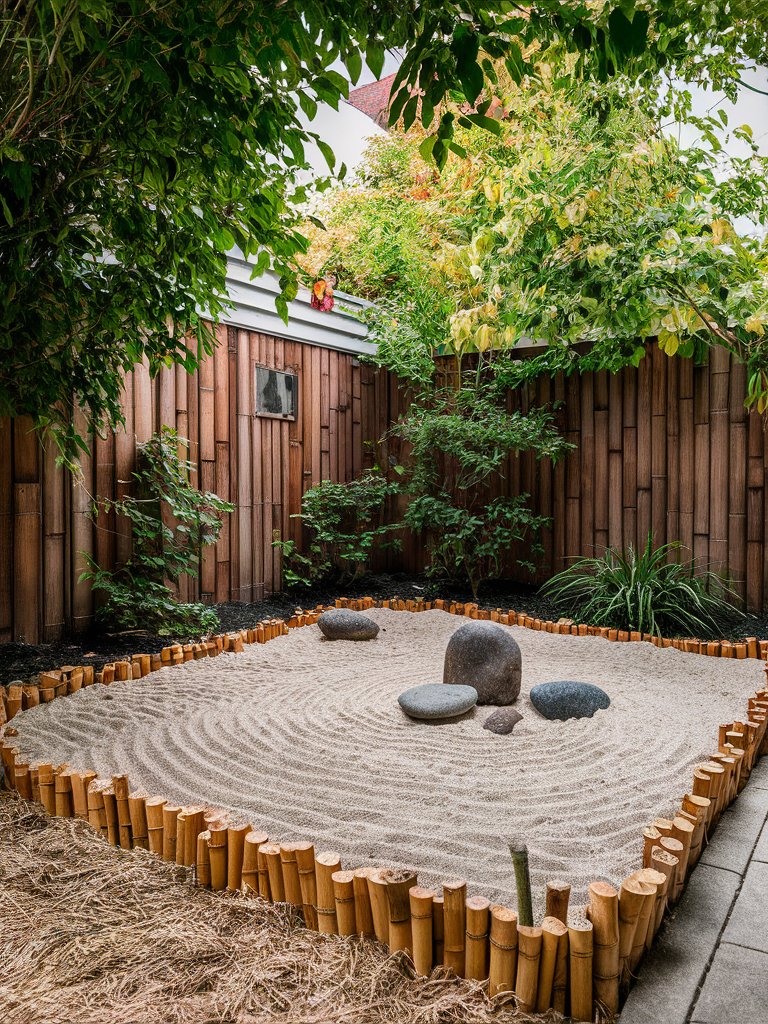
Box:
1, 598, 766, 1022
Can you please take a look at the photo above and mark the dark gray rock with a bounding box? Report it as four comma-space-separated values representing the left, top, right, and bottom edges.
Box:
398, 683, 478, 721
317, 608, 379, 641
443, 621, 522, 705
483, 707, 523, 735
529, 681, 610, 721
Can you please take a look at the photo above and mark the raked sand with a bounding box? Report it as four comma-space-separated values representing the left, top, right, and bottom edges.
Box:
13, 608, 761, 917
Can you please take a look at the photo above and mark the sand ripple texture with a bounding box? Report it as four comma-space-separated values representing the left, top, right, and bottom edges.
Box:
14, 608, 761, 916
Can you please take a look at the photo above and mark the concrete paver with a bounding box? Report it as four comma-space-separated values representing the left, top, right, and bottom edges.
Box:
690, 942, 768, 1024
698, 785, 768, 875
721, 860, 768, 954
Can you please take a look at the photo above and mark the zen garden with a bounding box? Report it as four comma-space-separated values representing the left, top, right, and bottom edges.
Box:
3, 4, 768, 1023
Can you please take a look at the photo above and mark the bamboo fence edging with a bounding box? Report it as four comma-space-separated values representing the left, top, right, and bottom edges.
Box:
1, 598, 767, 1023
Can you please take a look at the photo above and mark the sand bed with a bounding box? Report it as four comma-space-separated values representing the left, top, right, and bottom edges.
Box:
13, 608, 761, 916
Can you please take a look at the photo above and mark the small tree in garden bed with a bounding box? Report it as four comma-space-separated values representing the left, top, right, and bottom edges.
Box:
81, 428, 233, 639
542, 534, 742, 637
274, 471, 402, 587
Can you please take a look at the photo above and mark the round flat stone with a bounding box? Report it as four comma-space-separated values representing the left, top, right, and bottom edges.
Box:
398, 684, 478, 721
529, 681, 610, 721
318, 608, 379, 641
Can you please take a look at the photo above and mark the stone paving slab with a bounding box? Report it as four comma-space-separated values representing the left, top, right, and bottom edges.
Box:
753, 817, 768, 863
721, 859, 768, 954
618, 865, 741, 1024
698, 784, 768, 875
690, 942, 768, 1024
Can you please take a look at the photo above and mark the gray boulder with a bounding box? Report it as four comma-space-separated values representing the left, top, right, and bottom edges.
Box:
398, 683, 478, 721
317, 608, 379, 641
483, 707, 523, 735
529, 681, 610, 721
443, 621, 522, 705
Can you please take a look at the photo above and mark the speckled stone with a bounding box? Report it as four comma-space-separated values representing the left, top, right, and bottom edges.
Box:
483, 707, 523, 735
443, 621, 522, 705
317, 608, 379, 641
529, 681, 610, 721
398, 683, 478, 720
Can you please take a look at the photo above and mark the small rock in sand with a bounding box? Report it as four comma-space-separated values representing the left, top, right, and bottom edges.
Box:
483, 707, 523, 735
317, 608, 380, 641
398, 683, 478, 720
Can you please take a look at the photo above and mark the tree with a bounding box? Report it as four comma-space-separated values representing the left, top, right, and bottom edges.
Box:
2, 2, 766, 462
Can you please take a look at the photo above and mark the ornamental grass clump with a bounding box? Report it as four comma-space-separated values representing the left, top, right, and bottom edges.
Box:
542, 534, 741, 637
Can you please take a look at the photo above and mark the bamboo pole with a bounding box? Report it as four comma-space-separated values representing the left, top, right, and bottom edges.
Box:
112, 774, 132, 849
381, 868, 418, 953
257, 845, 272, 901
682, 794, 710, 867
183, 807, 205, 867
15, 760, 32, 799
409, 886, 435, 976
352, 867, 376, 937
588, 881, 620, 1016
367, 870, 390, 945
295, 843, 317, 928
618, 877, 654, 984
128, 791, 149, 850
488, 905, 517, 997
515, 925, 542, 1013
162, 804, 182, 861
545, 880, 571, 924
432, 895, 445, 966
633, 867, 666, 952
315, 851, 341, 934
507, 840, 533, 926
38, 763, 56, 815
197, 830, 211, 887
86, 778, 108, 833
54, 766, 74, 817
71, 770, 96, 820
552, 923, 569, 1015
332, 870, 357, 936
261, 842, 285, 902
465, 896, 490, 981
208, 824, 228, 891
102, 787, 119, 845
226, 822, 251, 891
568, 920, 594, 1023
642, 825, 662, 868
242, 831, 268, 895
649, 847, 678, 932
536, 916, 567, 1012
670, 816, 695, 900
442, 878, 467, 977
279, 842, 304, 907
145, 797, 166, 856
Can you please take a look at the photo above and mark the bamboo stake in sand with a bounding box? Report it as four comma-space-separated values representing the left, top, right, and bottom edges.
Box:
633, 868, 666, 953
145, 797, 166, 856
442, 879, 467, 977
261, 843, 285, 902
552, 922, 569, 1014
315, 851, 341, 935
649, 847, 678, 932
226, 822, 251, 891
670, 817, 694, 900
536, 916, 567, 1012
183, 807, 205, 867
162, 804, 181, 862
208, 824, 228, 891
642, 825, 662, 868
432, 895, 445, 966
86, 778, 108, 834
102, 788, 119, 846
352, 867, 376, 937
128, 792, 149, 850
242, 831, 268, 895
507, 840, 533, 927
488, 905, 517, 997
588, 881, 620, 1016
408, 886, 435, 976
71, 770, 95, 820
465, 896, 490, 981
196, 830, 211, 887
332, 870, 357, 936
366, 870, 390, 945
279, 842, 303, 906
618, 877, 654, 984
112, 774, 132, 849
257, 845, 272, 901
381, 868, 418, 954
682, 794, 710, 867
545, 880, 571, 924
295, 843, 317, 928
568, 920, 594, 1023
54, 766, 73, 817
515, 925, 542, 1013
38, 763, 56, 815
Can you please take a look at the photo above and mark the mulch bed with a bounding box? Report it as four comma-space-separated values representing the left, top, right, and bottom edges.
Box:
0, 793, 550, 1024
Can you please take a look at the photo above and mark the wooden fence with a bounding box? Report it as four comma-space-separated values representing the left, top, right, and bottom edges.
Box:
2, 338, 767, 644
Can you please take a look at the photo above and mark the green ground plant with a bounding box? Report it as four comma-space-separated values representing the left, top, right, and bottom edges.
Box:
541, 534, 741, 637
80, 428, 233, 638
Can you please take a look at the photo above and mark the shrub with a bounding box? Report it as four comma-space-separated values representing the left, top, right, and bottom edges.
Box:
274, 471, 402, 587
542, 534, 740, 637
81, 428, 233, 639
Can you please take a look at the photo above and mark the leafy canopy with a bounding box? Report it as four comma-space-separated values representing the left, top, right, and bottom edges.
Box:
3, 1, 768, 461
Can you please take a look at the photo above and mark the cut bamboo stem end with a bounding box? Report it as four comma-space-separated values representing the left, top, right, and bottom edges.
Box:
465, 896, 490, 981
544, 879, 571, 924
515, 925, 543, 1014
295, 843, 318, 929
442, 878, 467, 977
381, 868, 418, 954
618, 877, 654, 984
568, 920, 594, 1023
488, 905, 518, 997
536, 916, 567, 1012
315, 851, 341, 935
409, 886, 435, 976
633, 868, 666, 953
508, 839, 533, 927
588, 881, 620, 1016
367, 869, 390, 945
332, 870, 357, 936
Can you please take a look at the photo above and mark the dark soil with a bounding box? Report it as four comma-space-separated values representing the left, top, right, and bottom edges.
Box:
1, 572, 764, 686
